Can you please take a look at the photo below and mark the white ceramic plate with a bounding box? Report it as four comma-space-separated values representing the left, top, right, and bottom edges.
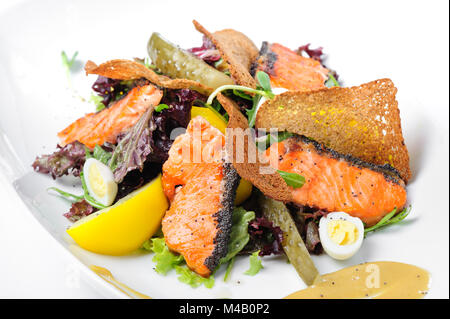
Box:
0, 0, 448, 298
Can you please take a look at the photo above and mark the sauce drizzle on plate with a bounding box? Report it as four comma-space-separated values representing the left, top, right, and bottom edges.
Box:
90, 265, 151, 299
285, 261, 430, 299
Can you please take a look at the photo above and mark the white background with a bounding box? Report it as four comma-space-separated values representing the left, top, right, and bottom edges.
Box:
0, 0, 448, 298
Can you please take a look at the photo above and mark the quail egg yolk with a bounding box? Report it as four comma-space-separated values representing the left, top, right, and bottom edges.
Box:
327, 219, 359, 245
88, 162, 107, 198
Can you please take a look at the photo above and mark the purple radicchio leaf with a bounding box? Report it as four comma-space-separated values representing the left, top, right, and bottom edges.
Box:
109, 107, 155, 183
187, 36, 221, 65
32, 141, 86, 179
245, 217, 284, 257
92, 76, 149, 109
148, 89, 204, 163
297, 43, 325, 63
109, 89, 203, 184
63, 199, 96, 222
297, 43, 340, 83
115, 162, 162, 201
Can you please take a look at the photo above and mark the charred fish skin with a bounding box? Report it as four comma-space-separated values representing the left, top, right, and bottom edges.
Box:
204, 162, 240, 272
250, 41, 277, 77
284, 135, 404, 187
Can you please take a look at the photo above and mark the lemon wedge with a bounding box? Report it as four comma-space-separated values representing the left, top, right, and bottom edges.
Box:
191, 106, 252, 204
67, 175, 168, 255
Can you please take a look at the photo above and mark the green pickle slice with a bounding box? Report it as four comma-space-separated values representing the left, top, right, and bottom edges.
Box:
258, 194, 320, 286
147, 33, 234, 90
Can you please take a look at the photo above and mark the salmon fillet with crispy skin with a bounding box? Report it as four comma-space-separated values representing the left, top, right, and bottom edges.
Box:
58, 84, 162, 149
162, 116, 239, 277
266, 136, 407, 226
255, 42, 329, 91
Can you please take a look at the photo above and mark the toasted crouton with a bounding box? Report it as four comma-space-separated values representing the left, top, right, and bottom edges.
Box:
85, 59, 212, 95
255, 79, 411, 182
217, 93, 293, 202
193, 20, 259, 88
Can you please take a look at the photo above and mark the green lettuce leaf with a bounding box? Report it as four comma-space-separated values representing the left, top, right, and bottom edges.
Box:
175, 266, 215, 288
221, 207, 255, 264
150, 238, 183, 275
86, 145, 112, 165
244, 250, 263, 276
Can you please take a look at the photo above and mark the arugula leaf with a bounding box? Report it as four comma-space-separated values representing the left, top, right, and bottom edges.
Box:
90, 93, 105, 112
244, 250, 263, 276
257, 131, 294, 150
154, 104, 170, 112
277, 170, 305, 188
233, 89, 253, 101
175, 266, 215, 288
325, 73, 340, 87
221, 207, 256, 264
364, 206, 411, 235
151, 238, 184, 275
246, 94, 262, 128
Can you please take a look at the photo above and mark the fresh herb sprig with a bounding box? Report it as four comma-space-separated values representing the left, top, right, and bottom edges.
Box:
154, 104, 170, 112
61, 51, 78, 78
277, 170, 306, 189
325, 72, 340, 87
364, 206, 411, 236
47, 187, 83, 202
206, 71, 275, 122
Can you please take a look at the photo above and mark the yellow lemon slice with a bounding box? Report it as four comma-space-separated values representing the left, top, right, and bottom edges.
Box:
191, 106, 252, 204
67, 175, 168, 255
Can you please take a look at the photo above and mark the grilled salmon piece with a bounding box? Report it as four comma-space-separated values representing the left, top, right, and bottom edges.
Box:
266, 136, 407, 226
58, 84, 162, 149
161, 116, 239, 277
255, 42, 329, 91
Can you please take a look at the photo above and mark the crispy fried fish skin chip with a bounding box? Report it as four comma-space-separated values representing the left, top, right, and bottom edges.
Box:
255, 79, 411, 182
84, 59, 213, 95
193, 20, 259, 88
254, 42, 329, 91
217, 93, 292, 202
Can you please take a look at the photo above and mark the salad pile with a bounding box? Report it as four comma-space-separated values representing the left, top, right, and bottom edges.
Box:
33, 20, 411, 288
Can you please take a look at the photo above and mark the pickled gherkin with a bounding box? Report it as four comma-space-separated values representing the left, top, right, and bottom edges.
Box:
147, 33, 234, 90
258, 194, 320, 286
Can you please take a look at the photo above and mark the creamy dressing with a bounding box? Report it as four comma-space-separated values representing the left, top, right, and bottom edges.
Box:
285, 261, 430, 299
